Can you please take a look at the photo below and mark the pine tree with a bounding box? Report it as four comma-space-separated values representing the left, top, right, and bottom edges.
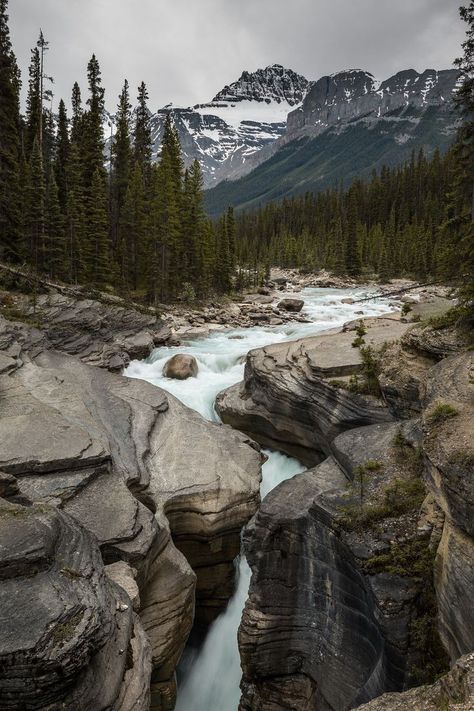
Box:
45, 167, 65, 280
226, 206, 236, 271
65, 142, 85, 283
25, 137, 45, 273
84, 167, 111, 287
150, 114, 183, 301
181, 159, 207, 291
0, 0, 22, 261
121, 162, 147, 290
345, 188, 361, 276
71, 81, 83, 144
55, 99, 70, 213
111, 79, 132, 255
25, 46, 41, 157
451, 1, 474, 322
134, 81, 152, 175
82, 55, 105, 191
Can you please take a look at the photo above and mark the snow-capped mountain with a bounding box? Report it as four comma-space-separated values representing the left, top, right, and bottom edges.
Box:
214, 67, 460, 186
145, 65, 310, 187
106, 65, 458, 196
286, 68, 460, 134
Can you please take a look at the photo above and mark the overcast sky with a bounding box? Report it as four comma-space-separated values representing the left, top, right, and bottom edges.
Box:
9, 0, 465, 112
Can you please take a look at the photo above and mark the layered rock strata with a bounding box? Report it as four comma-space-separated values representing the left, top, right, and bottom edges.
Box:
0, 311, 262, 710
216, 317, 409, 464
238, 420, 444, 711
216, 316, 472, 711
354, 652, 474, 711
0, 498, 152, 710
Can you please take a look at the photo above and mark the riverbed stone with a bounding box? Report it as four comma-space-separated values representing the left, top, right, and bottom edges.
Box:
163, 353, 199, 379
277, 297, 304, 312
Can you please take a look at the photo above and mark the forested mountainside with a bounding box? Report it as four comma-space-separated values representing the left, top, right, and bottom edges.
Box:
232, 148, 465, 282
0, 0, 471, 319
205, 68, 460, 215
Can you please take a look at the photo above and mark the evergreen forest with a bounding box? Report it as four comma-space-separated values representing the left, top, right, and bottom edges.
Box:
0, 0, 472, 316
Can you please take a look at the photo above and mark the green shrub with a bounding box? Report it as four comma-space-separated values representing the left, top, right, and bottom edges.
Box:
426, 401, 459, 425
351, 319, 367, 348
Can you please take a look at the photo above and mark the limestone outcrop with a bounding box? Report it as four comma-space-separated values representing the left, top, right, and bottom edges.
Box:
0, 498, 152, 711
5, 289, 171, 370
422, 352, 474, 663
216, 314, 471, 711
216, 317, 409, 464
0, 313, 262, 710
239, 420, 447, 711
354, 652, 474, 711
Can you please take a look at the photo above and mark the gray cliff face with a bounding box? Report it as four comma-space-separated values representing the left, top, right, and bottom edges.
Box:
286, 69, 459, 136
354, 652, 474, 711
0, 498, 151, 711
0, 307, 262, 711
421, 353, 474, 662
213, 65, 309, 105
107, 66, 457, 192
211, 67, 460, 193
239, 421, 438, 711
217, 316, 473, 711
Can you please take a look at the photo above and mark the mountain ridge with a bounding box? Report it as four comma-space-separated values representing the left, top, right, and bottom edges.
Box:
203, 66, 460, 215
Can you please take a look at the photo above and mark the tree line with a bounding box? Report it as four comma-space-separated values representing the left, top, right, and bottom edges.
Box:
0, 0, 235, 304
233, 147, 468, 282
0, 0, 472, 319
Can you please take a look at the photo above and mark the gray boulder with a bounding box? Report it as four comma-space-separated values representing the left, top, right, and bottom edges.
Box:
163, 353, 199, 380
0, 498, 151, 711
277, 297, 304, 312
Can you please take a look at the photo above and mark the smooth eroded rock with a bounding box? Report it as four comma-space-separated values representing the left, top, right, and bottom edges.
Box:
0, 499, 151, 711
163, 353, 199, 380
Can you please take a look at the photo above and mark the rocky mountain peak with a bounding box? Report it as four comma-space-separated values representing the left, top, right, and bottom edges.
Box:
212, 64, 310, 106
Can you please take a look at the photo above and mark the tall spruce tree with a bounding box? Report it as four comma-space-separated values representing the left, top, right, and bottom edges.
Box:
65, 141, 85, 283
82, 55, 105, 190
25, 46, 41, 158
55, 99, 70, 213
111, 79, 132, 258
134, 81, 152, 176
25, 137, 45, 273
150, 114, 183, 301
0, 0, 22, 261
84, 167, 111, 287
451, 1, 474, 321
71, 81, 83, 144
121, 162, 148, 290
45, 166, 65, 280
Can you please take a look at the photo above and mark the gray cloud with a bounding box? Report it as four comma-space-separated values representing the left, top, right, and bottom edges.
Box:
9, 0, 464, 113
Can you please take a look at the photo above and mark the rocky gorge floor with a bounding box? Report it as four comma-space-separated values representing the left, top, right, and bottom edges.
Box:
0, 269, 472, 711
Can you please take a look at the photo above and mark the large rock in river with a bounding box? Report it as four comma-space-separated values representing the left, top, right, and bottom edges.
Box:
277, 297, 304, 312
163, 353, 198, 379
